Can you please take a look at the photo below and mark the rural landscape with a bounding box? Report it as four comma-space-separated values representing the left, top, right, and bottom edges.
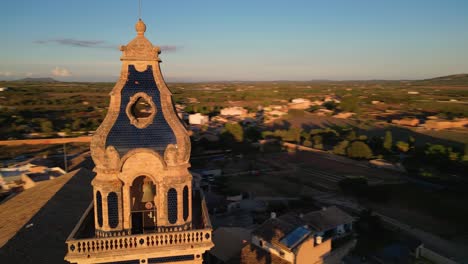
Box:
1, 1, 468, 263
1, 74, 467, 262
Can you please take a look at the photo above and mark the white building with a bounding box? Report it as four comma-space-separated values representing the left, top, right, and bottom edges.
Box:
288, 98, 311, 110
291, 98, 310, 104
220, 107, 247, 117
188, 113, 209, 125
245, 207, 355, 264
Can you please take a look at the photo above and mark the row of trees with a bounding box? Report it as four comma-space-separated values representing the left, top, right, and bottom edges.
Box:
199, 120, 467, 180
0, 107, 104, 139
259, 124, 467, 176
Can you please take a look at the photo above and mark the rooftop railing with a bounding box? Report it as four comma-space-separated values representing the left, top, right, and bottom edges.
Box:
65, 192, 213, 259
66, 228, 212, 257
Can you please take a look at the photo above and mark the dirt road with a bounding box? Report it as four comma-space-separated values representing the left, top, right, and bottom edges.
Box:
0, 137, 92, 146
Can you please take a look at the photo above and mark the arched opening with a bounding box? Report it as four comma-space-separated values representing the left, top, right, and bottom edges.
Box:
130, 176, 157, 234
167, 188, 178, 224
107, 192, 119, 228
183, 186, 189, 221
96, 191, 103, 227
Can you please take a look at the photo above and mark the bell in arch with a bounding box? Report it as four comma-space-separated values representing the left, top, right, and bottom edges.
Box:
141, 177, 155, 203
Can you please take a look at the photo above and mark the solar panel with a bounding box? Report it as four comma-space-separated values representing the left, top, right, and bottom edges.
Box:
280, 226, 311, 249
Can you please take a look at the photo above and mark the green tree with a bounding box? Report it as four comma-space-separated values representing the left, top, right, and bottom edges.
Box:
383, 131, 392, 152
463, 144, 468, 162
340, 96, 360, 112
347, 141, 373, 159
396, 141, 409, 153
408, 136, 416, 152
72, 118, 82, 131
323, 101, 337, 110
244, 127, 261, 142
346, 130, 357, 141
40, 120, 54, 133
333, 140, 349, 155
223, 123, 244, 142
312, 135, 323, 149
358, 135, 368, 141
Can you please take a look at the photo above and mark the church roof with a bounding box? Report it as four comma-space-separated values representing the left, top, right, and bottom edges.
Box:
104, 65, 177, 157
0, 168, 94, 263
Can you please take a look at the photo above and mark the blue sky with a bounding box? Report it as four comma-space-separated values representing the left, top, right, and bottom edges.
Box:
1, 0, 468, 81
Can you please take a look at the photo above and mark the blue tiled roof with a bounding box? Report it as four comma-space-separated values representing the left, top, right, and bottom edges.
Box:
106, 65, 176, 157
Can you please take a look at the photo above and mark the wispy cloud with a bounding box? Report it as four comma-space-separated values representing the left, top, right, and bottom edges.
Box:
160, 45, 179, 52
55, 39, 104, 47
34, 38, 113, 48
51, 67, 72, 77
0, 71, 13, 77
34, 38, 180, 52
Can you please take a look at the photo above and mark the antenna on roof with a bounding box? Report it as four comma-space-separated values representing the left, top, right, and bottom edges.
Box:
138, 0, 142, 20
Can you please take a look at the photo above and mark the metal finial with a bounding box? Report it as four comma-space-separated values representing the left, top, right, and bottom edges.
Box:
139, 0, 142, 20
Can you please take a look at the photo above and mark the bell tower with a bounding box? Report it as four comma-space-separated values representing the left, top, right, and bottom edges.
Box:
65, 19, 213, 264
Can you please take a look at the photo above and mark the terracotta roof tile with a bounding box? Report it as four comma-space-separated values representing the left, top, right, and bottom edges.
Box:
0, 168, 94, 263
240, 243, 290, 264
252, 214, 307, 250
303, 206, 354, 232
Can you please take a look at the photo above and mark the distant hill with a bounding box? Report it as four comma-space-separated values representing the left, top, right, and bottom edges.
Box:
416, 74, 468, 85
16, 77, 59, 83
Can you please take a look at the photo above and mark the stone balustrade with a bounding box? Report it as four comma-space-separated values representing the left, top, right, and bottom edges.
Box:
201, 196, 212, 229
66, 228, 212, 256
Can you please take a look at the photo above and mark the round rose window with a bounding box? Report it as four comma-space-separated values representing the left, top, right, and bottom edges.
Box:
126, 92, 157, 128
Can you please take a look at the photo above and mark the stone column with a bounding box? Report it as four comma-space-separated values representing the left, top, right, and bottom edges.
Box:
122, 184, 131, 230
177, 184, 184, 226
102, 191, 109, 230
157, 183, 168, 227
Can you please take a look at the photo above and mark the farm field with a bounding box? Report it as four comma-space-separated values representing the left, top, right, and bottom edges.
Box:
1, 74, 467, 141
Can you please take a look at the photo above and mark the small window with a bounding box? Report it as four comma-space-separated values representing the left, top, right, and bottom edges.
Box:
96, 191, 103, 227
259, 240, 264, 247
279, 251, 285, 257
108, 192, 119, 228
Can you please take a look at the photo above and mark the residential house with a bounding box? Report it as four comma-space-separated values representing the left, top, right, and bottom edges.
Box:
189, 113, 209, 125
392, 118, 420, 127
221, 107, 248, 117
241, 207, 356, 264
288, 98, 311, 110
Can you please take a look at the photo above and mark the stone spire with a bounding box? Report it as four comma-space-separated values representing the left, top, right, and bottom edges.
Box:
120, 19, 161, 62
65, 18, 213, 264
89, 17, 192, 236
